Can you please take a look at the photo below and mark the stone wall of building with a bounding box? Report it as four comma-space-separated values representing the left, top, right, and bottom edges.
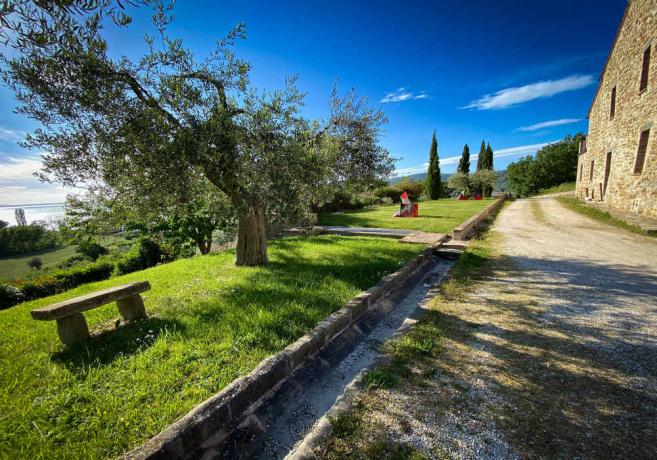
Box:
576, 0, 657, 218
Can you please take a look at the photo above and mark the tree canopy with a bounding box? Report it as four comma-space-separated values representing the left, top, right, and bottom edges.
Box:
457, 144, 470, 174
2, 1, 393, 266
507, 134, 583, 197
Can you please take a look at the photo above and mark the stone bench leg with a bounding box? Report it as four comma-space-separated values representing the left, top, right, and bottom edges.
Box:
117, 294, 147, 321
56, 313, 90, 345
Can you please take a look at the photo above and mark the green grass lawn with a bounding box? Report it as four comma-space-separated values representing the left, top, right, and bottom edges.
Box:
0, 245, 78, 280
0, 235, 425, 458
538, 182, 576, 195
0, 235, 130, 281
318, 198, 494, 233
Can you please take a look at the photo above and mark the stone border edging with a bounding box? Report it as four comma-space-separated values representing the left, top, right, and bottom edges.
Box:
453, 196, 506, 240
122, 246, 440, 459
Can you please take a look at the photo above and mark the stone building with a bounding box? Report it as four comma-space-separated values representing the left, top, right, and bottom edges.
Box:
576, 0, 657, 218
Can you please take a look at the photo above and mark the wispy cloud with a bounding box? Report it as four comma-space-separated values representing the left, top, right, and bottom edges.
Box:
463, 75, 595, 110
392, 141, 555, 177
515, 118, 582, 132
0, 127, 26, 142
380, 87, 429, 103
0, 155, 70, 205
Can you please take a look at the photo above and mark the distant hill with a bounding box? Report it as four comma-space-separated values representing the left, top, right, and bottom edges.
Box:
389, 170, 509, 192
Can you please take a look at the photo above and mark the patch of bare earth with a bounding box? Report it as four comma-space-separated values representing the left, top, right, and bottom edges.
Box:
316, 198, 657, 459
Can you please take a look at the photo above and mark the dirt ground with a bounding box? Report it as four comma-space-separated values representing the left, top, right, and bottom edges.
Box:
316, 197, 657, 459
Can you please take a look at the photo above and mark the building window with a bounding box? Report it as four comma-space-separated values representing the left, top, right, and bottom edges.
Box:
640, 45, 651, 92
589, 160, 594, 181
579, 164, 583, 181
579, 138, 587, 154
634, 129, 650, 174
610, 86, 616, 118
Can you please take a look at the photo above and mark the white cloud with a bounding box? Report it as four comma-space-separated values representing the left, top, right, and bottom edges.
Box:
515, 118, 582, 132
0, 155, 71, 205
0, 127, 26, 142
463, 75, 595, 110
380, 87, 430, 103
392, 141, 555, 177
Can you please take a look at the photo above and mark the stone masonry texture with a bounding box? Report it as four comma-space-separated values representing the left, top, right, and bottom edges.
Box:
576, 0, 657, 218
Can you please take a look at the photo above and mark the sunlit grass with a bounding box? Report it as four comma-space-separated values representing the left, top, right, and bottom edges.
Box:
318, 198, 493, 233
0, 235, 425, 458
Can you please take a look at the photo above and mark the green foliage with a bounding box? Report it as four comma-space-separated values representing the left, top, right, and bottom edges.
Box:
27, 257, 43, 270
373, 178, 424, 204
77, 239, 108, 260
363, 367, 399, 389
457, 144, 470, 174
115, 238, 163, 276
15, 260, 115, 303
0, 224, 60, 257
470, 170, 497, 197
318, 190, 378, 213
426, 132, 442, 200
507, 134, 583, 197
0, 284, 24, 309
447, 172, 472, 194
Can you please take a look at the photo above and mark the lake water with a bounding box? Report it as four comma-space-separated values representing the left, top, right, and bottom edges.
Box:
0, 203, 65, 226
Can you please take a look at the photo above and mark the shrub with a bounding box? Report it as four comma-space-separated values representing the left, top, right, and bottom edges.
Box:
27, 257, 43, 270
77, 239, 108, 260
318, 190, 378, 213
0, 284, 24, 309
0, 224, 60, 257
16, 260, 115, 301
115, 238, 162, 275
56, 254, 88, 269
374, 179, 424, 203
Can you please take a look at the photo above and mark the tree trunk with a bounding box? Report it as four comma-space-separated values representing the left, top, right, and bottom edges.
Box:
235, 204, 268, 266
197, 237, 212, 255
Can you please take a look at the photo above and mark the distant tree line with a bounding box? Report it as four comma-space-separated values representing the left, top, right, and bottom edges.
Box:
507, 134, 583, 197
0, 224, 60, 257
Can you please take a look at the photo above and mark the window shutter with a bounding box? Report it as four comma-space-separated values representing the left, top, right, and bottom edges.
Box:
640, 46, 651, 92
590, 161, 594, 181
610, 86, 616, 118
634, 129, 650, 174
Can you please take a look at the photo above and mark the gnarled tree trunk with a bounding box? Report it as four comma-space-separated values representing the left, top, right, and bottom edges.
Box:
235, 204, 268, 266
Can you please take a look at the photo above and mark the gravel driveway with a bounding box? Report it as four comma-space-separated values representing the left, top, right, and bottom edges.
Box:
317, 197, 657, 459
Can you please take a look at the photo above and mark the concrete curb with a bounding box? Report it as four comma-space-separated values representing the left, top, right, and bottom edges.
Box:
122, 246, 440, 459
453, 196, 506, 240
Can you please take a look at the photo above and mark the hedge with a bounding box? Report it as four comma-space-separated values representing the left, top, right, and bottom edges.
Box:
0, 238, 163, 309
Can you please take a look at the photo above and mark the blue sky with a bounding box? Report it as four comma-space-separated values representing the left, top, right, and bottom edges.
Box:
0, 0, 627, 204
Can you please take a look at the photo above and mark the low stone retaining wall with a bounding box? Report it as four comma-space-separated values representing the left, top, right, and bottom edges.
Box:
453, 196, 506, 240
123, 246, 440, 459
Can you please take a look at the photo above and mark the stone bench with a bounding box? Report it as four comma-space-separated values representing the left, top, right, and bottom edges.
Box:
30, 281, 151, 345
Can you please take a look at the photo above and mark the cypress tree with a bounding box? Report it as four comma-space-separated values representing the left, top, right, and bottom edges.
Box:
427, 131, 442, 200
457, 144, 470, 174
486, 142, 494, 170
476, 140, 487, 171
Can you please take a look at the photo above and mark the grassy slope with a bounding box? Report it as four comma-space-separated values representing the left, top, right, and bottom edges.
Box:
556, 196, 652, 236
0, 245, 78, 280
538, 182, 576, 195
318, 198, 493, 233
0, 235, 425, 458
0, 235, 129, 281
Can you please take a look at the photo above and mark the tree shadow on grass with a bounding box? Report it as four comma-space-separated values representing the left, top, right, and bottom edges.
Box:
51, 316, 186, 372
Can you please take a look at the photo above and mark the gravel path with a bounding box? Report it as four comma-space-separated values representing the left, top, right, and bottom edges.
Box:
317, 197, 657, 459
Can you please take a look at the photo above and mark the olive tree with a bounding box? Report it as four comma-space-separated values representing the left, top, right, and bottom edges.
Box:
2, 1, 393, 266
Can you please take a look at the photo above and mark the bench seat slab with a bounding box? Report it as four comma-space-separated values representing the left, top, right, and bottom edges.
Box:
30, 281, 151, 321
